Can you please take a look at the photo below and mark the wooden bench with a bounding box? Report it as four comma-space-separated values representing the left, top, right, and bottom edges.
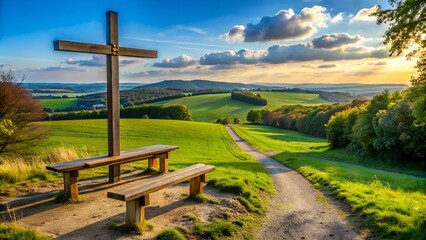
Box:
107, 163, 215, 226
46, 145, 179, 200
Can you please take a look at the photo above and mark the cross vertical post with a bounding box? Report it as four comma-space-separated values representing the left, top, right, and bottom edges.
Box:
106, 11, 121, 183
53, 10, 157, 185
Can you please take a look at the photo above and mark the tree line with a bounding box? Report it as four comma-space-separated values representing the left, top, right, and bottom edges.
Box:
246, 90, 425, 166
231, 91, 267, 106
49, 104, 192, 121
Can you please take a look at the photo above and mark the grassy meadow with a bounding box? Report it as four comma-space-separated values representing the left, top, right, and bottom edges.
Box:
156, 91, 329, 122
232, 124, 426, 239
1, 119, 273, 216
39, 98, 78, 110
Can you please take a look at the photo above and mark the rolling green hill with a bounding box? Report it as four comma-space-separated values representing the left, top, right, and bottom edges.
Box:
156, 91, 330, 122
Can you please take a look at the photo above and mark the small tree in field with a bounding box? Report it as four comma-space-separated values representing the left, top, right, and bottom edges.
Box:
233, 117, 240, 124
0, 70, 46, 155
246, 110, 262, 124
216, 118, 222, 124
222, 117, 231, 125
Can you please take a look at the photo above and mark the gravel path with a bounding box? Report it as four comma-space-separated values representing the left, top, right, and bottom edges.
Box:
226, 127, 362, 240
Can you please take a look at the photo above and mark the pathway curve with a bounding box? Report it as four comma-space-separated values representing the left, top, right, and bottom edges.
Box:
226, 127, 362, 240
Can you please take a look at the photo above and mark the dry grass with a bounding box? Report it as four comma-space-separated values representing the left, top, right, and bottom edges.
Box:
0, 146, 89, 184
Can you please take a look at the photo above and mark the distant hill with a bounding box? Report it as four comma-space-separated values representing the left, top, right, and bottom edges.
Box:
134, 79, 269, 91
24, 82, 144, 93
258, 83, 408, 97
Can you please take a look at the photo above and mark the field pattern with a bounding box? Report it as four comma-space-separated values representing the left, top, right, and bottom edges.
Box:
40, 98, 78, 110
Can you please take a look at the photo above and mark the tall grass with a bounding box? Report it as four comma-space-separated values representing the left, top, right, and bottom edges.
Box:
0, 146, 90, 185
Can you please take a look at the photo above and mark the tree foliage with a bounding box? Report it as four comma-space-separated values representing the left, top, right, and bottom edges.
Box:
231, 91, 267, 106
0, 70, 46, 155
374, 0, 426, 128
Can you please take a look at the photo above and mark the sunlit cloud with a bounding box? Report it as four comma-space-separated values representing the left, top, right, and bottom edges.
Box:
153, 54, 196, 68
309, 33, 362, 49
350, 6, 378, 22
222, 5, 330, 42
330, 13, 343, 24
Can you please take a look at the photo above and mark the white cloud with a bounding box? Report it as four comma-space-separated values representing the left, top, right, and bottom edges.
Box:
199, 42, 388, 65
330, 13, 343, 24
200, 49, 268, 65
153, 54, 196, 68
65, 55, 105, 67
350, 6, 378, 22
309, 33, 362, 49
222, 5, 330, 42
220, 25, 245, 43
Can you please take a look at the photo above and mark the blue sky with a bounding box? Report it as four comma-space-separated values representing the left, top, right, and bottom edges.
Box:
0, 0, 415, 84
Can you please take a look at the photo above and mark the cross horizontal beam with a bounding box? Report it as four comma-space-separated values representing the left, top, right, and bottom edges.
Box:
54, 40, 157, 58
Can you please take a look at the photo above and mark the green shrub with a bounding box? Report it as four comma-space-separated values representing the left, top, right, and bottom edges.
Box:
156, 228, 186, 240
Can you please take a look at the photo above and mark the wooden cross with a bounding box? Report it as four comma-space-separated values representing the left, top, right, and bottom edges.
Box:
54, 11, 157, 183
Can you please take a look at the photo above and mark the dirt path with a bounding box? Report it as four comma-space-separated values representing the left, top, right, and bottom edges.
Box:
226, 127, 363, 240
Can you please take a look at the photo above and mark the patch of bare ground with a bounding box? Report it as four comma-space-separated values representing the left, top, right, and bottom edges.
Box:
1, 169, 245, 239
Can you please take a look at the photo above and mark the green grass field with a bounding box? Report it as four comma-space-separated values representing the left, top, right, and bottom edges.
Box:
156, 92, 329, 122
39, 98, 78, 110
34, 120, 273, 214
232, 124, 426, 239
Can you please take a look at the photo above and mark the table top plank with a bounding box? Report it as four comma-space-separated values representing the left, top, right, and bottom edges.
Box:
46, 145, 178, 172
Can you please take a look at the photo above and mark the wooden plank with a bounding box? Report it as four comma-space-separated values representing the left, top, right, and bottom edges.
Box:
190, 176, 203, 195
63, 170, 79, 200
125, 198, 143, 226
54, 40, 111, 55
109, 164, 121, 183
107, 164, 215, 201
84, 145, 178, 168
106, 11, 120, 157
109, 164, 206, 198
46, 145, 178, 172
159, 156, 168, 174
120, 47, 157, 58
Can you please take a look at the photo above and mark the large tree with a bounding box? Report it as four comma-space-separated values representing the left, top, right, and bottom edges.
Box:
0, 70, 46, 155
374, 0, 426, 123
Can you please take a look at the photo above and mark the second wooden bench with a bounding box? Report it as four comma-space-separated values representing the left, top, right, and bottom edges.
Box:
107, 163, 215, 226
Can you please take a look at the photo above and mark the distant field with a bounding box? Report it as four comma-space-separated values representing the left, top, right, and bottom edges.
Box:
156, 91, 329, 122
232, 125, 426, 239
39, 98, 78, 110
32, 92, 91, 97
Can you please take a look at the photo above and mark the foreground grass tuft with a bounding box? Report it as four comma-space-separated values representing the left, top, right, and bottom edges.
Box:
233, 124, 426, 239
156, 228, 186, 240
185, 194, 219, 204
193, 219, 237, 240
0, 223, 51, 240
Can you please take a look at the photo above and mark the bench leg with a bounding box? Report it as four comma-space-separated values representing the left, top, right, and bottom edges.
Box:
148, 158, 157, 169
201, 173, 208, 182
63, 170, 79, 200
159, 154, 169, 174
126, 195, 150, 226
190, 176, 203, 195
109, 164, 120, 183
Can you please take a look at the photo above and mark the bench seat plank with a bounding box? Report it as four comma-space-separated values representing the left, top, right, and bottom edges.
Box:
109, 164, 205, 197
46, 145, 178, 173
108, 164, 215, 201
